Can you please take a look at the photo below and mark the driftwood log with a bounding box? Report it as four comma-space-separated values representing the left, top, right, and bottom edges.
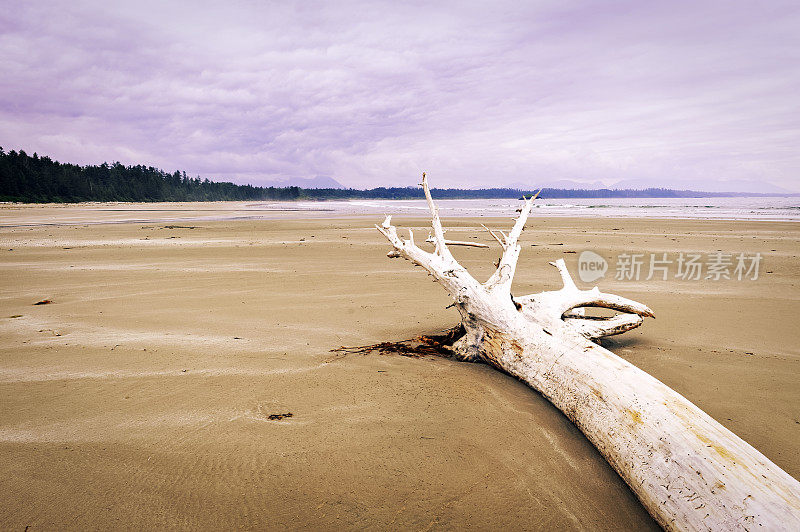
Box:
376, 174, 800, 530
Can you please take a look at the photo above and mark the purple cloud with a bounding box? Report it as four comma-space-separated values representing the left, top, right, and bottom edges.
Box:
1, 0, 799, 191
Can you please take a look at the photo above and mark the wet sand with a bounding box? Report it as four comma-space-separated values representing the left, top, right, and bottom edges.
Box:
1, 204, 798, 529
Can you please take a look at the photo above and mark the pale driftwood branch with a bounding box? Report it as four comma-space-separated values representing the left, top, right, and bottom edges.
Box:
480, 223, 506, 249
564, 313, 644, 339
483, 189, 540, 294
376, 174, 800, 530
424, 236, 489, 248
549, 258, 577, 291
376, 213, 482, 307
516, 258, 653, 323
420, 172, 451, 260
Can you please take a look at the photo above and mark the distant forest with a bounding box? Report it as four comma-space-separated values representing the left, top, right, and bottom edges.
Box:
0, 147, 790, 203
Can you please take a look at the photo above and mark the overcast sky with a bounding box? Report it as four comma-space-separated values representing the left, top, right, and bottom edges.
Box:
1, 0, 799, 191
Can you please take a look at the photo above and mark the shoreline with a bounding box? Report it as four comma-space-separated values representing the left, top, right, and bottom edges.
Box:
2, 199, 799, 226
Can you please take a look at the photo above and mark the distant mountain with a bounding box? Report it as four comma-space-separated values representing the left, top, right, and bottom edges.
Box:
610, 178, 792, 194
510, 177, 794, 194
260, 175, 344, 189
508, 179, 608, 190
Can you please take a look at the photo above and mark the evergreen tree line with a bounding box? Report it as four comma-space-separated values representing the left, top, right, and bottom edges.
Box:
0, 148, 300, 202
0, 147, 787, 202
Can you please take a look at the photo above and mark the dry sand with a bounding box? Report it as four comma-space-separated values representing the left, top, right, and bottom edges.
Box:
1, 203, 798, 530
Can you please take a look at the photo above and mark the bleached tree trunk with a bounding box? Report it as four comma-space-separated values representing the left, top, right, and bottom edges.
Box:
377, 174, 800, 531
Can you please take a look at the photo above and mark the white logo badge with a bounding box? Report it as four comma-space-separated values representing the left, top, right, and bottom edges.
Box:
578, 250, 608, 283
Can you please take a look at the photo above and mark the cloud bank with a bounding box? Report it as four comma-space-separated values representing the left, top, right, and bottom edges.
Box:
1, 0, 799, 191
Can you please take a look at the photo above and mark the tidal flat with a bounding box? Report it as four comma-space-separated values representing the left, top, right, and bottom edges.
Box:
1, 203, 798, 529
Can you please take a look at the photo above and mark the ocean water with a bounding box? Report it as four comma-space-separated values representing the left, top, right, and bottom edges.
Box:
274, 196, 800, 221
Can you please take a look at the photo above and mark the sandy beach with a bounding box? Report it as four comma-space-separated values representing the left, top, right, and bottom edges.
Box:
1, 203, 798, 530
